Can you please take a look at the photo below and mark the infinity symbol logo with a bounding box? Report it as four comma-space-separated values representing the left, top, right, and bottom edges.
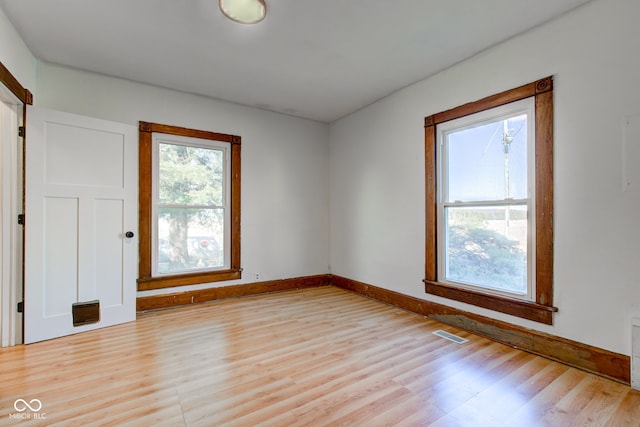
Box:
13, 399, 42, 412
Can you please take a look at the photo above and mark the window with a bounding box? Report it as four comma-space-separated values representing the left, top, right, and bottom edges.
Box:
138, 122, 241, 290
438, 98, 534, 299
424, 77, 556, 324
153, 134, 228, 276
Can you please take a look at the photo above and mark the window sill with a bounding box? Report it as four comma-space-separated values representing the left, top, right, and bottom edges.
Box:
423, 280, 557, 324
138, 269, 242, 291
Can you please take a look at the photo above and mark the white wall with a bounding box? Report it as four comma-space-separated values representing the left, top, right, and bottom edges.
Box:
329, 0, 640, 356
34, 63, 330, 297
0, 6, 36, 92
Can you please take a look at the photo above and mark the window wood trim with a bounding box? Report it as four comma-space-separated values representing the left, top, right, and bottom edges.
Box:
423, 77, 556, 324
138, 121, 241, 291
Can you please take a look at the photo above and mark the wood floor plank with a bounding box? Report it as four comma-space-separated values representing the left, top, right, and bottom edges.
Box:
1, 286, 638, 427
603, 388, 640, 426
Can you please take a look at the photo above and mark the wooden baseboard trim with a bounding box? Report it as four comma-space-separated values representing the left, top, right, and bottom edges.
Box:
136, 273, 630, 384
331, 275, 630, 384
137, 274, 330, 312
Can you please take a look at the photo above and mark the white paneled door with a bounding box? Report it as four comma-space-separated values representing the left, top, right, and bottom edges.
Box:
25, 107, 137, 343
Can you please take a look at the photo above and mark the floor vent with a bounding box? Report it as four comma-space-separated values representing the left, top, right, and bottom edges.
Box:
433, 330, 468, 344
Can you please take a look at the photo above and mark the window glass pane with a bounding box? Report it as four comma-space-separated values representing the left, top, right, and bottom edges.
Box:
445, 205, 527, 294
157, 207, 224, 274
446, 114, 528, 202
158, 142, 224, 206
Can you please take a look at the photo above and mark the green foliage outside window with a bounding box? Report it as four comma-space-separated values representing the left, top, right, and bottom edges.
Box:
446, 208, 527, 294
157, 142, 225, 273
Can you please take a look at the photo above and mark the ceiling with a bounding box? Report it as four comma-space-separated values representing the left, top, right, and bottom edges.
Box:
1, 0, 591, 123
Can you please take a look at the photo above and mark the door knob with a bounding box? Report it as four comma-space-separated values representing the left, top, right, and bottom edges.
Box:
125, 231, 134, 238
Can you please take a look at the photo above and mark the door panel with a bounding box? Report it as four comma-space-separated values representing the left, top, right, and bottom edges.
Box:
43, 197, 78, 317
94, 199, 125, 307
25, 106, 137, 343
44, 121, 125, 188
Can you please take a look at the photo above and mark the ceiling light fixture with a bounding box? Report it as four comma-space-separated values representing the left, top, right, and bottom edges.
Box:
219, 0, 267, 24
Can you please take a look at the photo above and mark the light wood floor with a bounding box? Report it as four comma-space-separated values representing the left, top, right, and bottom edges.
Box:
1, 286, 639, 426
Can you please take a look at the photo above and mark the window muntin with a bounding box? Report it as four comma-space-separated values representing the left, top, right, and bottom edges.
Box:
436, 98, 535, 299
152, 134, 230, 276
